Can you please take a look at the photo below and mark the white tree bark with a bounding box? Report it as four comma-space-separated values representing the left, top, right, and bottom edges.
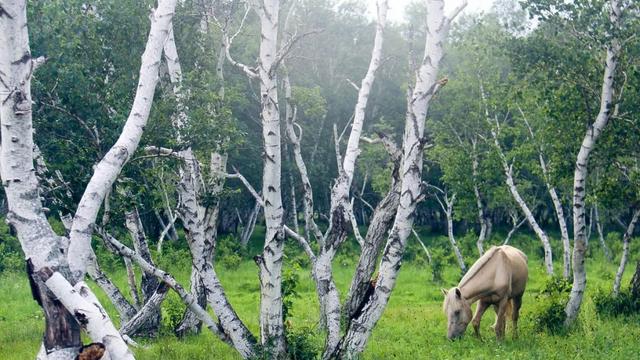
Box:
430, 187, 466, 272
43, 272, 134, 360
67, 0, 178, 281
101, 232, 236, 347
252, 1, 287, 353
240, 199, 261, 247
120, 284, 170, 336
334, 1, 465, 357
565, 0, 621, 326
471, 140, 489, 256
613, 209, 640, 295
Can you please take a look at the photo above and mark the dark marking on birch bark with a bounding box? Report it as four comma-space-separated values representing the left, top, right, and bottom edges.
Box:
0, 5, 14, 19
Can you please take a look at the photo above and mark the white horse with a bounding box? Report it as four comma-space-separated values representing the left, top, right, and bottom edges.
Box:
442, 245, 528, 340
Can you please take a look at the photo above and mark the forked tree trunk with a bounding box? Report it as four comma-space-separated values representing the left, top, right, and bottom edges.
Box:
0, 1, 141, 358
443, 194, 466, 272
520, 109, 572, 277
613, 209, 640, 295
333, 1, 465, 357
482, 84, 554, 275
565, 0, 621, 327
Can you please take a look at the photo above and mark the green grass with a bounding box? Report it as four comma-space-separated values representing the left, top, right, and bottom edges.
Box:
1, 230, 639, 359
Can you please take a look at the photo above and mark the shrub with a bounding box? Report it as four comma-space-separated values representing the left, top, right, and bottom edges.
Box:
286, 326, 320, 360
219, 252, 242, 270
161, 293, 185, 335
593, 289, 640, 317
215, 235, 248, 270
282, 264, 301, 323
530, 275, 571, 334
429, 247, 450, 283
0, 220, 23, 273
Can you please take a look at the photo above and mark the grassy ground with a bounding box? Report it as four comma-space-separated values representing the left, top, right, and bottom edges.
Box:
1, 230, 639, 359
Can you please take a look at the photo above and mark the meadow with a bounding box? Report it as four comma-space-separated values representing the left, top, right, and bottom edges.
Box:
1, 228, 639, 359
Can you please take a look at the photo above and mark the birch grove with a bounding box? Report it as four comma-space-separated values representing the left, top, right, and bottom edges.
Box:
3, 0, 640, 357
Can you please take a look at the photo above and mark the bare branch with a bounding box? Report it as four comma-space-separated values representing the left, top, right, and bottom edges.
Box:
224, 167, 264, 207
284, 225, 316, 260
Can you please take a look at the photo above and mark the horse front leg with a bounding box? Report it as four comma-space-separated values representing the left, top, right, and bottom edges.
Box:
472, 300, 490, 339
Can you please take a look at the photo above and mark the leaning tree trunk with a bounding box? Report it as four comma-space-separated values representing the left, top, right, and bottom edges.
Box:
333, 1, 465, 357
565, 0, 621, 327
613, 209, 640, 295
67, 0, 178, 283
125, 207, 161, 336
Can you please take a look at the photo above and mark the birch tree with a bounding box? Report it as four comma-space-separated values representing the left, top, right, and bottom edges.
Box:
0, 0, 178, 357
564, 0, 623, 326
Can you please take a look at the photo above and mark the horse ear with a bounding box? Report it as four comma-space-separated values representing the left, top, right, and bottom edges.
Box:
441, 288, 448, 296
455, 288, 462, 299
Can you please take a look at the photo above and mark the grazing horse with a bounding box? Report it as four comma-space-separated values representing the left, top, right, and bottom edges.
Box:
441, 245, 528, 340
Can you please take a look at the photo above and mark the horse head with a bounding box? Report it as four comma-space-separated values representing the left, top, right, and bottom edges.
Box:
442, 287, 472, 340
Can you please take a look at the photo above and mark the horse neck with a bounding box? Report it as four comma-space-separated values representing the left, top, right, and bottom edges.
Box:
459, 273, 484, 303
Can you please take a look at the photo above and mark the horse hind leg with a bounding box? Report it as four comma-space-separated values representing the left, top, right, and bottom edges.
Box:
511, 295, 523, 339
472, 300, 490, 339
494, 298, 510, 340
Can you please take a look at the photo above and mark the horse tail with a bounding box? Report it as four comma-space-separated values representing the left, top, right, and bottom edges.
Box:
505, 298, 514, 320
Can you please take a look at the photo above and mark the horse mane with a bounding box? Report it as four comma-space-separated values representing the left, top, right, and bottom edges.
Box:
458, 246, 501, 289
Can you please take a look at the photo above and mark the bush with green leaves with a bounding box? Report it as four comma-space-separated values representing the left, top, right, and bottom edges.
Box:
282, 263, 301, 323
215, 235, 247, 270
429, 247, 451, 283
529, 275, 571, 334
593, 288, 639, 317
0, 220, 23, 273
160, 293, 185, 336
286, 325, 321, 360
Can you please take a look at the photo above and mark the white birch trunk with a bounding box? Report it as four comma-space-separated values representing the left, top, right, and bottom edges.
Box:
471, 142, 488, 256
613, 209, 640, 295
101, 232, 235, 347
43, 272, 134, 360
68, 0, 177, 281
240, 200, 261, 247
253, 1, 286, 353
565, 0, 621, 326
87, 259, 137, 323
334, 1, 465, 356
120, 284, 170, 336
443, 194, 466, 272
